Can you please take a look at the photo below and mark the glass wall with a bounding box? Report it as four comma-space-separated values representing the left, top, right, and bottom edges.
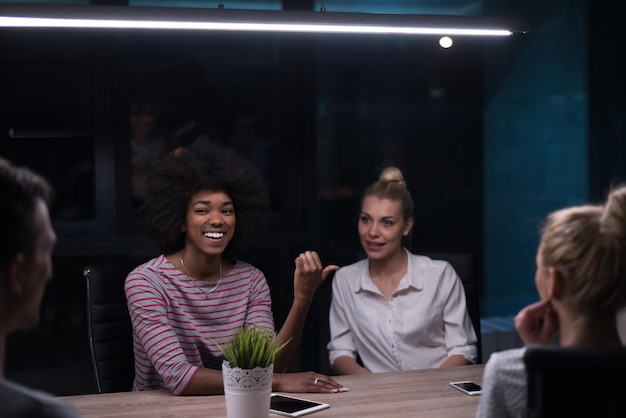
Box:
0, 30, 95, 223
314, 34, 485, 264
312, 0, 482, 15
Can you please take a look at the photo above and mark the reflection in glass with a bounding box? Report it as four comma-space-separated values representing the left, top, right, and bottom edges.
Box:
130, 101, 169, 208
0, 136, 95, 221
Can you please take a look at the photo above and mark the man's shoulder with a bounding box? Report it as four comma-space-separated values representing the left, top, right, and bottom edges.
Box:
0, 379, 82, 418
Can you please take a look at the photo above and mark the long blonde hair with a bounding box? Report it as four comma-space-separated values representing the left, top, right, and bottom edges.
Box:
540, 186, 626, 313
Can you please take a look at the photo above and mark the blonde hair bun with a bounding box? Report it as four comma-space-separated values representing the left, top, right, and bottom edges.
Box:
379, 166, 406, 187
601, 187, 626, 242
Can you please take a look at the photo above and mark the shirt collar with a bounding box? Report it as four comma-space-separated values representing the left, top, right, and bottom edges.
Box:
356, 248, 423, 293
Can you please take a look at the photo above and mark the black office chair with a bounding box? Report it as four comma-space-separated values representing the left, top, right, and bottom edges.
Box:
524, 345, 626, 418
424, 252, 482, 364
83, 259, 140, 393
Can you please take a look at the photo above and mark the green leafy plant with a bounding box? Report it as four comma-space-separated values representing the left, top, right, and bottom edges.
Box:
216, 326, 290, 369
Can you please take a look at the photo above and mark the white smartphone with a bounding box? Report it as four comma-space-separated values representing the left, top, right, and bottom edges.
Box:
270, 393, 330, 417
449, 381, 482, 396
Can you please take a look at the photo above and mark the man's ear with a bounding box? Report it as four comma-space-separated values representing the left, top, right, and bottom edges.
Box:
4, 253, 25, 295
547, 267, 565, 300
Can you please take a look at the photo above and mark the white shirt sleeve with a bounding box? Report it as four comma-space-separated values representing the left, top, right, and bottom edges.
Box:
439, 262, 478, 363
327, 266, 359, 367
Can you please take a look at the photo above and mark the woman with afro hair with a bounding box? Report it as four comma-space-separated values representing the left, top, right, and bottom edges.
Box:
125, 137, 346, 395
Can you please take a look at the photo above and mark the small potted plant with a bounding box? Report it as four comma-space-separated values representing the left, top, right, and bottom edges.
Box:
218, 326, 289, 418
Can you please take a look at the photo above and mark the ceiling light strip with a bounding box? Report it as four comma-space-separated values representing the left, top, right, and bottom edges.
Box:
0, 5, 527, 36
0, 17, 513, 36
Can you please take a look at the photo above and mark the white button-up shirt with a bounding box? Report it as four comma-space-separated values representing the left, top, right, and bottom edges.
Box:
327, 250, 478, 372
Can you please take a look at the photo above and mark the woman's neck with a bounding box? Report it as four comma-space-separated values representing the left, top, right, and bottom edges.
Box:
558, 309, 622, 347
368, 248, 407, 283
175, 248, 222, 282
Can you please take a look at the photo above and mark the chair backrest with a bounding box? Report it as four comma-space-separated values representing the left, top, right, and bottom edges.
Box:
83, 259, 139, 393
423, 251, 482, 363
524, 345, 626, 418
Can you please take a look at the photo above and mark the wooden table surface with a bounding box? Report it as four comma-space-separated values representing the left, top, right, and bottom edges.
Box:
62, 364, 485, 418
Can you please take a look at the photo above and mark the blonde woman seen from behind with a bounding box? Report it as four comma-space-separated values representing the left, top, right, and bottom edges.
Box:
476, 186, 626, 418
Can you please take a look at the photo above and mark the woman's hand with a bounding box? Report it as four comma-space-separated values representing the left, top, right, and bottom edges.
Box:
514, 300, 559, 345
273, 252, 338, 372
293, 251, 339, 305
272, 371, 349, 394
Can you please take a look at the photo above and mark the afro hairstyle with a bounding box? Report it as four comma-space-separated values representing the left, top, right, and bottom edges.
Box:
142, 137, 271, 255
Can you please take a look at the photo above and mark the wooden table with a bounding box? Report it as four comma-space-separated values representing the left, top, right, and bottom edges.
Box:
62, 364, 484, 418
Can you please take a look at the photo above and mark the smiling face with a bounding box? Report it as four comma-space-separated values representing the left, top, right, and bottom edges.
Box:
182, 189, 236, 258
358, 195, 413, 262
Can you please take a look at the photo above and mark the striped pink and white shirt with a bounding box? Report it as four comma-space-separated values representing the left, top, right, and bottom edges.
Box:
124, 255, 275, 395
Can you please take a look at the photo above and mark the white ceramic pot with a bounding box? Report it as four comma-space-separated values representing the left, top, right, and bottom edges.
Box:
222, 361, 274, 418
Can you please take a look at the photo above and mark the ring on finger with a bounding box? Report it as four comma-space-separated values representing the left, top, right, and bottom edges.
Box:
314, 377, 319, 385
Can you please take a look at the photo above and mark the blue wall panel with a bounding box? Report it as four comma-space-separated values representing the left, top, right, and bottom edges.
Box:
483, 0, 588, 316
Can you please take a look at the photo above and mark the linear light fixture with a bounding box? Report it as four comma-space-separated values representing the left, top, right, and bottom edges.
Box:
0, 4, 528, 36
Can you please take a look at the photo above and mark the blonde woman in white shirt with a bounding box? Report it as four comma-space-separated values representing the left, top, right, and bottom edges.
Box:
327, 167, 478, 374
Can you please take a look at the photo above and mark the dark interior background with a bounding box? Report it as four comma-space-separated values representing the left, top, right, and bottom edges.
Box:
1, 0, 625, 396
